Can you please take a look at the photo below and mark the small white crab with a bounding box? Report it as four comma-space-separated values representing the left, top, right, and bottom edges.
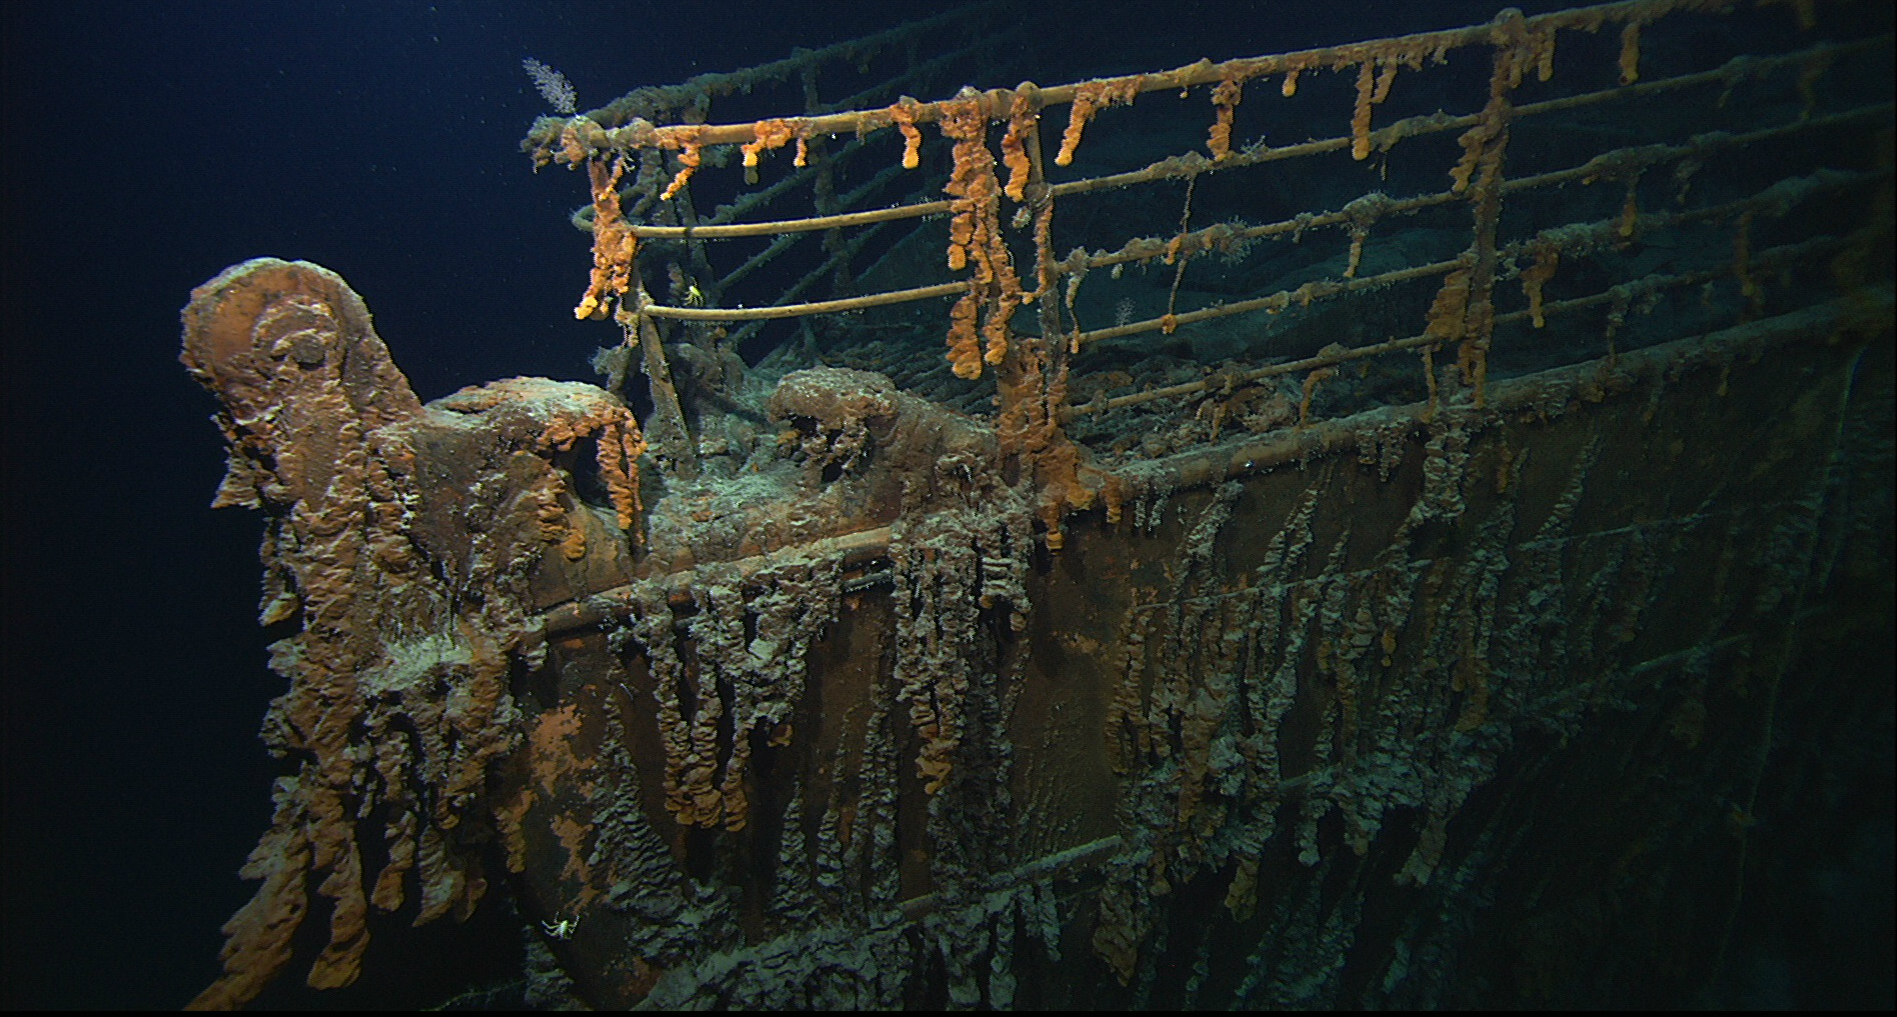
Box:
542, 916, 578, 940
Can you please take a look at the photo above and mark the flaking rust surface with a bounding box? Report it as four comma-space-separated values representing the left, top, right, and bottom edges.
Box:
187, 256, 1890, 1008
504, 331, 1879, 1007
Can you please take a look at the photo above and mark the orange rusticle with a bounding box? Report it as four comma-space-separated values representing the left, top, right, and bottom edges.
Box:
1208, 78, 1244, 161
1520, 243, 1560, 328
553, 116, 609, 168
1425, 268, 1472, 343
1617, 180, 1641, 241
1345, 231, 1365, 279
1029, 199, 1056, 301
1373, 61, 1399, 104
740, 118, 799, 168
658, 124, 707, 200
185, 264, 664, 1010
1000, 90, 1036, 202
938, 92, 1026, 378
1618, 19, 1643, 85
1056, 74, 1145, 167
947, 291, 984, 379
1529, 25, 1558, 83
538, 389, 648, 535
560, 517, 589, 560
575, 157, 635, 320
888, 99, 924, 169
947, 204, 975, 271
1299, 363, 1338, 428
596, 418, 647, 534
560, 120, 588, 167
1449, 116, 1494, 195
1352, 61, 1377, 161
1100, 471, 1128, 525
184, 260, 526, 1009
535, 480, 587, 560
1460, 301, 1494, 398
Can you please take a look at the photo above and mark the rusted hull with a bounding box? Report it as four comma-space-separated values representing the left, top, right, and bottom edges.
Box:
493, 302, 1891, 1008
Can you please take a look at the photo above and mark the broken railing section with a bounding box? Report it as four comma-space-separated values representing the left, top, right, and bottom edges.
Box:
182, 260, 647, 1010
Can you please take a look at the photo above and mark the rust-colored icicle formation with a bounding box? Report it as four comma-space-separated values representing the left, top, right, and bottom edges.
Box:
183, 260, 646, 1009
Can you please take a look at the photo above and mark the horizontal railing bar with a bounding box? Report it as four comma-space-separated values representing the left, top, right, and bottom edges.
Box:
1115, 285, 1888, 490
631, 94, 1884, 327
639, 280, 966, 321
1072, 259, 1464, 348
630, 37, 1881, 244
1064, 230, 1859, 419
630, 199, 952, 239
573, 0, 1841, 156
